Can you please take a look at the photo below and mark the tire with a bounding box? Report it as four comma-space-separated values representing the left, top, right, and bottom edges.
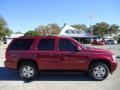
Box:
88, 62, 109, 81
18, 62, 39, 80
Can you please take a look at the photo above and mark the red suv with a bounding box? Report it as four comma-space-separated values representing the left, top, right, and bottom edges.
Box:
4, 36, 117, 81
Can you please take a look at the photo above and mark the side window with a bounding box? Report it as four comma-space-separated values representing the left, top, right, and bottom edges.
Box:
9, 39, 34, 50
38, 38, 55, 51
59, 39, 77, 51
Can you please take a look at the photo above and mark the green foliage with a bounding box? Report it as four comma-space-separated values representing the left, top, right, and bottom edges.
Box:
71, 24, 87, 30
108, 24, 119, 34
0, 16, 12, 40
92, 22, 109, 37
15, 31, 22, 34
92, 22, 120, 37
48, 23, 61, 35
24, 30, 41, 36
35, 23, 60, 36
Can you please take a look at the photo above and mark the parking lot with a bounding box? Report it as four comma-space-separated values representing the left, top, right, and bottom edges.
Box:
0, 44, 120, 90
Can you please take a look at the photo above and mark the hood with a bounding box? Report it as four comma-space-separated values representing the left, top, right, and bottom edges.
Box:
86, 47, 113, 54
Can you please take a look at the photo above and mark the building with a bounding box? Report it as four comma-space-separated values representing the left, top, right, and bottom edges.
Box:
59, 24, 94, 44
5, 33, 24, 44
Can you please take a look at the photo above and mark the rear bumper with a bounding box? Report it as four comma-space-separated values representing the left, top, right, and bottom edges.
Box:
110, 60, 118, 73
4, 60, 17, 69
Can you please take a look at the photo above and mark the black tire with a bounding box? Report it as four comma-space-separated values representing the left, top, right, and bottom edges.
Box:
18, 62, 39, 80
88, 62, 109, 81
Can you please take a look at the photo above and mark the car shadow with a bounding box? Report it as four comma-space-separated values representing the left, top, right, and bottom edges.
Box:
0, 67, 92, 82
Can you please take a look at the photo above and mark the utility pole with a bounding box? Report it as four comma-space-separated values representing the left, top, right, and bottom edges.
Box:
89, 13, 93, 27
89, 13, 93, 35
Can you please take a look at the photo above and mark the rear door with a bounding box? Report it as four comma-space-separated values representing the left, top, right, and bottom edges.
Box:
37, 37, 61, 70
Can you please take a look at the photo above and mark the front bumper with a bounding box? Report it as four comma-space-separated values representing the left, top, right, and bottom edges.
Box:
4, 60, 17, 69
110, 60, 118, 73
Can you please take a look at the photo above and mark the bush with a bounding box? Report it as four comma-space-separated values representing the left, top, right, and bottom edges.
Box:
24, 30, 41, 36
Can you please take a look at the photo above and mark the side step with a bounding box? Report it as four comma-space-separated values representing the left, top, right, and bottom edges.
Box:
40, 70, 85, 75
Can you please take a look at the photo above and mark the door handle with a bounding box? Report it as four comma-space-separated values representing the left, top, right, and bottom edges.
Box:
64, 55, 71, 57
50, 54, 62, 57
10, 54, 16, 57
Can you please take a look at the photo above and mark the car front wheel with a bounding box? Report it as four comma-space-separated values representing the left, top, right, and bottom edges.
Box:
88, 62, 109, 81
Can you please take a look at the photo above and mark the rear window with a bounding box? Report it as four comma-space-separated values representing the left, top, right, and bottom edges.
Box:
9, 39, 34, 50
38, 38, 55, 51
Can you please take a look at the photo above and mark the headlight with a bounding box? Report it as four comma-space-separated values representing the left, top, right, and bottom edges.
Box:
112, 55, 116, 61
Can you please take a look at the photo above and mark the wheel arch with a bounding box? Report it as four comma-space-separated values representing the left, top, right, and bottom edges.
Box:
88, 59, 111, 73
17, 59, 39, 70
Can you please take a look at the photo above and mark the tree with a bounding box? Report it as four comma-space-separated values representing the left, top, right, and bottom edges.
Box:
15, 31, 22, 34
24, 30, 41, 36
47, 23, 61, 35
92, 22, 109, 37
35, 25, 49, 36
0, 16, 12, 41
35, 23, 60, 36
71, 24, 87, 30
108, 24, 120, 35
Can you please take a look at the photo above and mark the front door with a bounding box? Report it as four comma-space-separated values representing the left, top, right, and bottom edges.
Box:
58, 38, 88, 70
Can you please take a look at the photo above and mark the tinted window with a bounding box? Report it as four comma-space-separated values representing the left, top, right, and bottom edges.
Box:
59, 39, 77, 51
9, 39, 34, 50
38, 39, 55, 51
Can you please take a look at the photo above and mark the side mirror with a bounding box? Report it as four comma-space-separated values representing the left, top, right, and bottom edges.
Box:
76, 46, 82, 52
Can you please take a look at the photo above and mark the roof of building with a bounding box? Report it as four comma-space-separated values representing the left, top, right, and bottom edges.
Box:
59, 24, 93, 37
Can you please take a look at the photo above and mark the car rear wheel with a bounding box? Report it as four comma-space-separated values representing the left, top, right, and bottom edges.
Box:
18, 62, 39, 80
88, 62, 109, 81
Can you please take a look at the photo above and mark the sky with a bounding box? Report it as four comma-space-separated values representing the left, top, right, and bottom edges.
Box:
0, 0, 120, 33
